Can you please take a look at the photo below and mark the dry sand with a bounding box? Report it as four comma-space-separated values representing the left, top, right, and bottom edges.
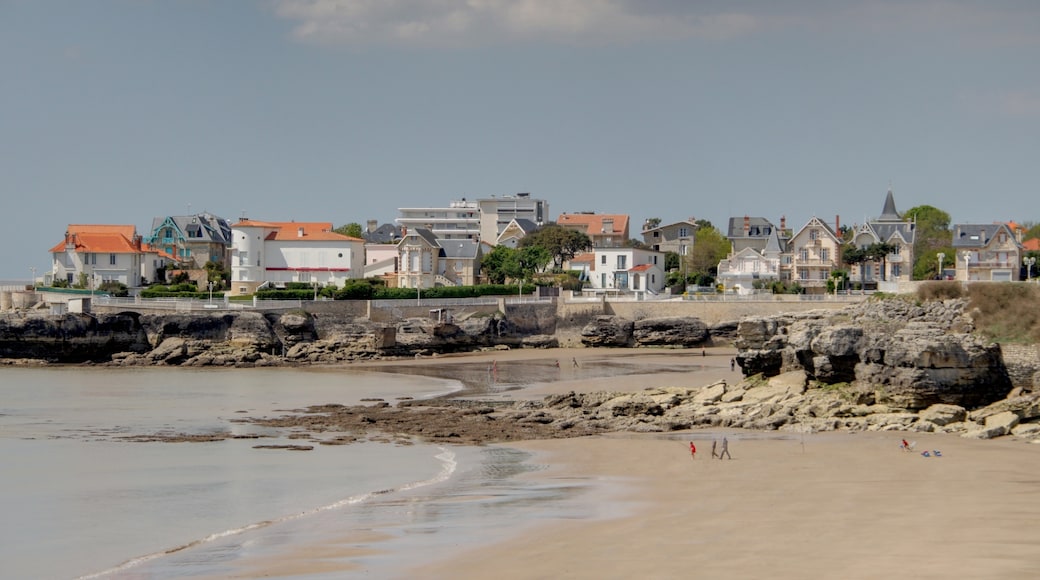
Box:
273, 349, 1040, 578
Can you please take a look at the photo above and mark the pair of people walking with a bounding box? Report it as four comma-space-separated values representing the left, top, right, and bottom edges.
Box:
711, 437, 732, 460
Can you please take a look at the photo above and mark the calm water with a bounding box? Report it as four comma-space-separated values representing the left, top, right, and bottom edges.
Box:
0, 366, 599, 579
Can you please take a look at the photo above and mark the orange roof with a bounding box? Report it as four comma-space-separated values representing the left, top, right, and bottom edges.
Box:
570, 252, 595, 263
50, 232, 140, 254
141, 244, 180, 261
1023, 238, 1040, 252
1007, 221, 1024, 233
557, 213, 629, 236
629, 264, 654, 272
66, 224, 137, 238
232, 220, 362, 242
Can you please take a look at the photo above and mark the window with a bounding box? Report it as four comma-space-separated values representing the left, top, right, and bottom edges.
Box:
809, 229, 818, 241
799, 249, 809, 261
616, 255, 627, 269
820, 249, 829, 262
678, 227, 688, 237
652, 255, 658, 265
110, 253, 117, 265
601, 255, 607, 265
799, 269, 808, 280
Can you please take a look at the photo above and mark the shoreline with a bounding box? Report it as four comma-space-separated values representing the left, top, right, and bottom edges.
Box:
195, 347, 1040, 579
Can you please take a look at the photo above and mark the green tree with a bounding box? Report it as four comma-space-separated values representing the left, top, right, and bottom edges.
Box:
913, 246, 957, 280
334, 223, 365, 238
685, 225, 730, 281
519, 224, 592, 270
1023, 222, 1040, 242
481, 245, 516, 284
864, 242, 896, 281
904, 205, 952, 279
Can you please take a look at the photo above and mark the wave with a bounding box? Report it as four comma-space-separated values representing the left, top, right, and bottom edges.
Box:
77, 446, 458, 579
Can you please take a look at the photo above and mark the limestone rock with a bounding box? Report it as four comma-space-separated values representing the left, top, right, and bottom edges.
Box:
918, 404, 967, 427
580, 316, 634, 347
631, 317, 708, 347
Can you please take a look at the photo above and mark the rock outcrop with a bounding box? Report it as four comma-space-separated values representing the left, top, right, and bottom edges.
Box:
237, 372, 1040, 446
734, 299, 1013, 410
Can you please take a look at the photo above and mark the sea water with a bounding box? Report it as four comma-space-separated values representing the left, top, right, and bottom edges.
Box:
0, 366, 598, 579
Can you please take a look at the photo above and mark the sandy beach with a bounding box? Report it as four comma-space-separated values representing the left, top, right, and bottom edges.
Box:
260, 348, 1040, 578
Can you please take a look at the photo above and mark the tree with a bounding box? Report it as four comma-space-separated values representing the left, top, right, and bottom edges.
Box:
913, 246, 957, 280
643, 217, 662, 230
481, 245, 550, 284
1024, 222, 1040, 242
481, 245, 515, 284
842, 244, 867, 281
519, 225, 592, 270
904, 205, 952, 279
685, 225, 730, 282
864, 242, 896, 281
334, 223, 364, 238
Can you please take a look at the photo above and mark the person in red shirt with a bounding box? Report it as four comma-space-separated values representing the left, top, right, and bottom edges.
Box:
689, 441, 697, 459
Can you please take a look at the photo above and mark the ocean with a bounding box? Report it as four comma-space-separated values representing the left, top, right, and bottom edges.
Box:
0, 366, 600, 579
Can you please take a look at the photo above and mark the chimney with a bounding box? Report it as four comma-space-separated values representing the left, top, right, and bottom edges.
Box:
743, 215, 750, 236
297, 227, 305, 238
367, 219, 377, 233
980, 228, 986, 243
835, 215, 841, 233
780, 215, 786, 233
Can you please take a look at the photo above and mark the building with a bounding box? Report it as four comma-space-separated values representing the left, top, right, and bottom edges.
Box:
727, 216, 788, 254
571, 247, 666, 295
783, 216, 844, 290
848, 190, 916, 284
951, 222, 1022, 281
641, 219, 698, 257
395, 193, 549, 244
396, 228, 483, 289
716, 229, 785, 292
496, 218, 539, 249
50, 224, 146, 287
229, 219, 365, 295
142, 212, 232, 269
557, 212, 630, 248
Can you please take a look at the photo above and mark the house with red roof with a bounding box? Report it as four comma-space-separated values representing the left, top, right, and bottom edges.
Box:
229, 219, 365, 295
567, 247, 666, 295
557, 212, 630, 248
50, 224, 152, 287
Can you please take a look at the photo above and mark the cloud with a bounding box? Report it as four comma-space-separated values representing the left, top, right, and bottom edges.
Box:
272, 0, 766, 47
271, 1, 1040, 49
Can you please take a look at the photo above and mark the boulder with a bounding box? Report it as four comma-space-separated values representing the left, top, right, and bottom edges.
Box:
580, 316, 634, 347
632, 317, 709, 347
918, 404, 967, 427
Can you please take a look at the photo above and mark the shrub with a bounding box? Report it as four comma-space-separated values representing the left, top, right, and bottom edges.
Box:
967, 283, 1040, 343
916, 281, 964, 301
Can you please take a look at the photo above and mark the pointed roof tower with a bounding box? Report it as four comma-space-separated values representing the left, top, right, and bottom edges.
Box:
879, 189, 901, 221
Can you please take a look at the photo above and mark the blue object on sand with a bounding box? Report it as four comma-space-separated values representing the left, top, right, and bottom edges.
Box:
933, 450, 942, 457
921, 451, 931, 457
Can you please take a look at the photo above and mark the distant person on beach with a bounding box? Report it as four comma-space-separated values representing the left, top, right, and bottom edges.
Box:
711, 440, 719, 458
555, 360, 560, 368
689, 442, 697, 459
719, 437, 732, 460
572, 357, 579, 368
731, 358, 736, 372
701, 347, 706, 357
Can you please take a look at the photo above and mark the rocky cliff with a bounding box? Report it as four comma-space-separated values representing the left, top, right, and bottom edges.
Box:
734, 298, 1014, 410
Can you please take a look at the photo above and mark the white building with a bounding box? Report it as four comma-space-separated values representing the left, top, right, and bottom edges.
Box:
50, 225, 147, 287
230, 219, 365, 295
573, 247, 666, 295
396, 193, 549, 245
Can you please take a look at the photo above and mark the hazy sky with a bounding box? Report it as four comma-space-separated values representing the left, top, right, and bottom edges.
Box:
3, 1, 1039, 280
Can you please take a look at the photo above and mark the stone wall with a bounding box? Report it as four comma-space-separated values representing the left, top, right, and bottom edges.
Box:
1000, 343, 1040, 389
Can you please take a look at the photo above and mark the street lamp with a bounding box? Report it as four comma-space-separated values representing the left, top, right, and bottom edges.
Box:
937, 252, 945, 280
1025, 256, 1036, 281
961, 251, 972, 282
208, 281, 214, 302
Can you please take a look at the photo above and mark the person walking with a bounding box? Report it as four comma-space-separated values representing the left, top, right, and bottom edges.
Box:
711, 439, 719, 459
719, 436, 732, 460
731, 358, 736, 372
689, 441, 697, 459
572, 357, 579, 368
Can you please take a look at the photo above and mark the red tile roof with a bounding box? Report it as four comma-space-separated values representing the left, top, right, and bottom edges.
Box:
1023, 238, 1040, 252
50, 232, 140, 254
628, 264, 654, 272
232, 220, 362, 242
557, 213, 630, 236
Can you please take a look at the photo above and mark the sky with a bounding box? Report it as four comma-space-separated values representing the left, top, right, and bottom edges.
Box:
3, 0, 1039, 281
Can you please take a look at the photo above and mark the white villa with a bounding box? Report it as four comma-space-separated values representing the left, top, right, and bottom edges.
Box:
229, 219, 365, 295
